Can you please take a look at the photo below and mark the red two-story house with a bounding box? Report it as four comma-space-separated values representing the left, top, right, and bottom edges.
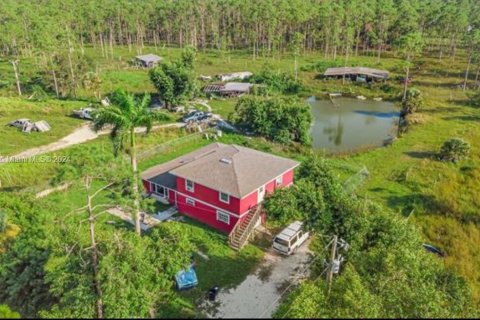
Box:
141, 143, 299, 234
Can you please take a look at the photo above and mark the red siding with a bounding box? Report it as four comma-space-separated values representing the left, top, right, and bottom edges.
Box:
168, 189, 176, 204
176, 177, 241, 214
143, 180, 152, 193
144, 168, 296, 234
239, 190, 258, 213
265, 180, 276, 193
176, 194, 238, 233
282, 169, 294, 186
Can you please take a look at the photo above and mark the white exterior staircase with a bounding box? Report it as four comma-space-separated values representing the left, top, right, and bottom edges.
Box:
228, 205, 262, 251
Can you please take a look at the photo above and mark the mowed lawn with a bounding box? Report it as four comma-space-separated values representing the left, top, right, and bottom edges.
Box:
0, 97, 87, 156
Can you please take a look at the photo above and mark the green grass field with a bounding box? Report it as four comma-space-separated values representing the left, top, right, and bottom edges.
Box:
0, 97, 87, 156
1, 46, 479, 302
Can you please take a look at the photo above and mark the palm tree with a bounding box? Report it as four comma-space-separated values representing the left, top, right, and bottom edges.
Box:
93, 89, 170, 235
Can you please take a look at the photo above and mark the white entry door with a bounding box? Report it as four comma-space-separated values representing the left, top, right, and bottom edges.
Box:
257, 185, 266, 203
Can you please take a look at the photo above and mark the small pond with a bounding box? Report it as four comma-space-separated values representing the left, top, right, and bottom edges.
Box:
308, 96, 400, 153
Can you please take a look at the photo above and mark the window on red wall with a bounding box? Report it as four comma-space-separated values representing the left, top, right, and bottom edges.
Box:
186, 198, 195, 206
216, 210, 230, 224
185, 179, 194, 192
219, 192, 230, 204
275, 176, 283, 187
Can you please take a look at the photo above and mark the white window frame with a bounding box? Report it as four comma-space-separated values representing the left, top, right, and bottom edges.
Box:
216, 210, 230, 224
153, 184, 167, 198
219, 192, 230, 204
185, 179, 195, 192
186, 197, 195, 206
275, 176, 283, 187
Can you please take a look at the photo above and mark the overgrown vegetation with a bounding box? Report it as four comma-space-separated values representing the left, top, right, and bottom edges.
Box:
268, 156, 477, 318
249, 67, 303, 94
231, 95, 312, 145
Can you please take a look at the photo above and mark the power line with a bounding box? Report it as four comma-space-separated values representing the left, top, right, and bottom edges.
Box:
280, 235, 348, 319
327, 235, 338, 295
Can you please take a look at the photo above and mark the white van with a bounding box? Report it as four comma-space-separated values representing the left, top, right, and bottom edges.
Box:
273, 221, 309, 255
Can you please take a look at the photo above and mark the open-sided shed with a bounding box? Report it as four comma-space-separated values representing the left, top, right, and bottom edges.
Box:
323, 67, 389, 82
135, 54, 163, 68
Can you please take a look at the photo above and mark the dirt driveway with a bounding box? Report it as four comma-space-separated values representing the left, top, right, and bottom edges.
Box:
6, 122, 184, 160
202, 241, 312, 318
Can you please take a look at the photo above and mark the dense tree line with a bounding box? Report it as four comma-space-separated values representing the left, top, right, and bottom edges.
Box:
1, 0, 479, 59
1, 0, 480, 98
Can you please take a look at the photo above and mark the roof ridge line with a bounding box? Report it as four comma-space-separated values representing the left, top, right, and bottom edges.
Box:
230, 146, 242, 196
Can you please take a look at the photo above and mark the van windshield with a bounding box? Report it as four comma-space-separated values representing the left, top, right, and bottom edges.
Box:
274, 237, 289, 246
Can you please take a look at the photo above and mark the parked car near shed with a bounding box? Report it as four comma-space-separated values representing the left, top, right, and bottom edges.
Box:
182, 110, 204, 123
72, 107, 95, 120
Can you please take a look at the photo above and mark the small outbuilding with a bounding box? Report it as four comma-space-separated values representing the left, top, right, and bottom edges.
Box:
203, 82, 254, 97
217, 71, 253, 82
135, 54, 163, 68
323, 67, 389, 82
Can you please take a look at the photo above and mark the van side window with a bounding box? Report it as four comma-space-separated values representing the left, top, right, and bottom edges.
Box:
298, 231, 303, 238
292, 234, 299, 244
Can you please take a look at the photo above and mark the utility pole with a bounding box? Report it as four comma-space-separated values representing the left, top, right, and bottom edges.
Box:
10, 60, 22, 96
326, 235, 338, 295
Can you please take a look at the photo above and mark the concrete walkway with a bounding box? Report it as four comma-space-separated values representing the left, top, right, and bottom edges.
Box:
202, 241, 312, 318
153, 206, 178, 221
3, 122, 184, 161
106, 207, 162, 231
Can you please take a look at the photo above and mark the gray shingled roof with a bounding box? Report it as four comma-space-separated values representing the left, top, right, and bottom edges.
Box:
142, 143, 299, 198
324, 67, 389, 79
135, 54, 163, 63
141, 143, 222, 181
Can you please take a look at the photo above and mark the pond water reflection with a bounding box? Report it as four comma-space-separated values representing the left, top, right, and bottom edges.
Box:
308, 96, 400, 153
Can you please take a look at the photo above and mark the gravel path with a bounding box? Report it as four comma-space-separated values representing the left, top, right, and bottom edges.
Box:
202, 241, 312, 319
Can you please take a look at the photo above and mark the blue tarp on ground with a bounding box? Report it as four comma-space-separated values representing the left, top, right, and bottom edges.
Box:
175, 266, 198, 290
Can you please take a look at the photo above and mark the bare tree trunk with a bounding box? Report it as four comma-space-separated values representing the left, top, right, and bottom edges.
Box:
153, 30, 158, 52
475, 66, 480, 90
343, 46, 349, 85
50, 56, 59, 97
403, 54, 411, 101
80, 34, 85, 56
52, 69, 59, 97
10, 60, 22, 96
85, 176, 104, 319
355, 29, 360, 56
294, 55, 298, 81
99, 33, 105, 58
66, 37, 77, 97
377, 42, 382, 63
130, 129, 142, 236
109, 25, 114, 59
463, 53, 472, 92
